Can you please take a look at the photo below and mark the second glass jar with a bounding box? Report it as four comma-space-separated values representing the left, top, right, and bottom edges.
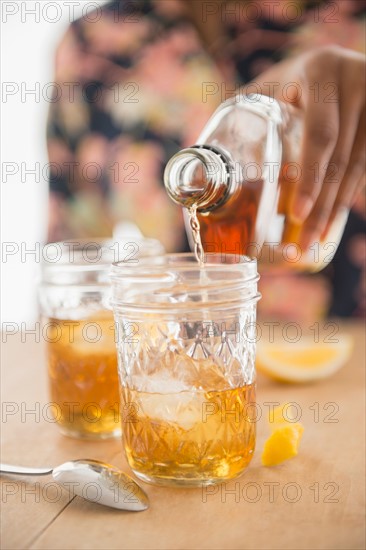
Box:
39, 238, 164, 439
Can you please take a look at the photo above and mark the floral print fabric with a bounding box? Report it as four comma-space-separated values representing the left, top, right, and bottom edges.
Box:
47, 0, 365, 317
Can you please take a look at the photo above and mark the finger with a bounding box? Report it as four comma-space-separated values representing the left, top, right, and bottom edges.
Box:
290, 65, 340, 222
300, 79, 364, 245
332, 106, 366, 212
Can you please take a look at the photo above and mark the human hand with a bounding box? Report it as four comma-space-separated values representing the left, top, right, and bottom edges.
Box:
253, 46, 365, 247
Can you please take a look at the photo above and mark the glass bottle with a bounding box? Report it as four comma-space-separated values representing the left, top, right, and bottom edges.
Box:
164, 94, 348, 272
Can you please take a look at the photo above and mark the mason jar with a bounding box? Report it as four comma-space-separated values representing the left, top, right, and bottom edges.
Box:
111, 253, 261, 486
39, 238, 164, 439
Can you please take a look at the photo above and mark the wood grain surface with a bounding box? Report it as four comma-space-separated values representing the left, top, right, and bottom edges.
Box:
1, 322, 365, 550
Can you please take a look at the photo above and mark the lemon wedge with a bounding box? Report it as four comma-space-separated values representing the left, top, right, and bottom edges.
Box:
256, 335, 353, 383
262, 402, 304, 466
262, 423, 304, 466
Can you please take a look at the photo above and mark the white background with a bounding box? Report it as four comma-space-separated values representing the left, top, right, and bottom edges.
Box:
1, 1, 108, 324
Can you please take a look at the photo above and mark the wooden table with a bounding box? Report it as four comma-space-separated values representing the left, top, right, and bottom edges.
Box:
1, 322, 365, 550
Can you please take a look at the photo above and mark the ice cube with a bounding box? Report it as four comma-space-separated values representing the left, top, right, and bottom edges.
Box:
128, 351, 230, 429
171, 353, 200, 384
139, 391, 206, 430
131, 372, 205, 430
63, 318, 115, 356
175, 353, 229, 392
133, 372, 189, 394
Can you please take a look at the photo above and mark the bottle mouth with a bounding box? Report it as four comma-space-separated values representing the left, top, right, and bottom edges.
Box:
164, 146, 231, 211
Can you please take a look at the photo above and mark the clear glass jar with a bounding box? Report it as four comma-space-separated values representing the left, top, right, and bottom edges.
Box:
164, 94, 348, 272
111, 253, 260, 486
39, 238, 164, 439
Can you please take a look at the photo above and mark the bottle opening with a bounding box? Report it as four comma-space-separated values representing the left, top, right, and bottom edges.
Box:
171, 154, 208, 195
164, 146, 231, 211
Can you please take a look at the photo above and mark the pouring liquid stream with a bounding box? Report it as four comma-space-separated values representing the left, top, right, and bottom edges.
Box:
188, 204, 205, 267
187, 205, 213, 329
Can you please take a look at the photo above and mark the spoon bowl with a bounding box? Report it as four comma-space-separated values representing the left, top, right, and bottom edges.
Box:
0, 459, 149, 511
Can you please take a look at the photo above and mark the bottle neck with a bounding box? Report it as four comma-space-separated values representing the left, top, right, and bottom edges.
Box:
164, 145, 233, 212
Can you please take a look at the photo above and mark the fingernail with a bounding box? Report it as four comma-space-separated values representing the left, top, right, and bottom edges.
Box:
291, 195, 313, 223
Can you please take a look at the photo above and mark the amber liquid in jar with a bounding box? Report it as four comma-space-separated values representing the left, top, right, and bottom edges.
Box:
45, 311, 120, 439
121, 358, 256, 486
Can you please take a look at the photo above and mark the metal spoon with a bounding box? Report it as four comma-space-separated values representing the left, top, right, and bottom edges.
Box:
0, 459, 149, 511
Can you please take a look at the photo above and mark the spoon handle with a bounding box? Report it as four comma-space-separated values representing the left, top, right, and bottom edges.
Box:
0, 464, 53, 476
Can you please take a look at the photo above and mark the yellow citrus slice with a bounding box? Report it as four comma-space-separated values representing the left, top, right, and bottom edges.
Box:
262, 423, 304, 466
256, 335, 353, 383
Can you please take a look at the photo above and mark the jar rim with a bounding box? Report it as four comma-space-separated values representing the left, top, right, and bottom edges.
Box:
112, 252, 257, 272
42, 238, 165, 269
111, 253, 260, 314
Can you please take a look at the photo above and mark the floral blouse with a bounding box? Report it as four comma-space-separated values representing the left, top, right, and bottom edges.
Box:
47, 0, 365, 318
